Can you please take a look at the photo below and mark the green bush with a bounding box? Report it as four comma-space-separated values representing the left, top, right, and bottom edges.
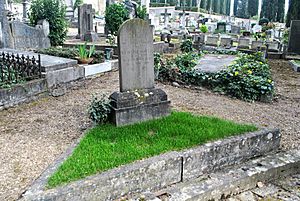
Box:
136, 5, 147, 20
29, 0, 68, 46
88, 94, 111, 124
180, 39, 194, 53
105, 3, 129, 35
200, 25, 208, 33
155, 52, 274, 102
175, 52, 199, 71
259, 18, 269, 25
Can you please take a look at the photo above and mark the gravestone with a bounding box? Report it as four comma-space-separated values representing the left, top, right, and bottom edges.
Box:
266, 41, 279, 52
251, 40, 264, 50
288, 20, 300, 54
231, 25, 240, 34
252, 24, 262, 33
0, 2, 13, 48
78, 4, 98, 42
220, 37, 231, 48
206, 35, 218, 46
237, 38, 250, 49
109, 19, 170, 126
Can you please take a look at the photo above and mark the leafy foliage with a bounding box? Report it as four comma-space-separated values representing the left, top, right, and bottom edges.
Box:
29, 0, 68, 46
35, 47, 104, 64
180, 39, 194, 53
136, 5, 147, 20
77, 43, 95, 59
105, 3, 129, 35
73, 0, 83, 9
286, 0, 300, 27
88, 94, 111, 124
259, 18, 270, 25
200, 25, 208, 33
155, 51, 274, 102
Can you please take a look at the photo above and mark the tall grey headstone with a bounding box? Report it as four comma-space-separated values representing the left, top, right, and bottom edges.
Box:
78, 4, 98, 41
109, 19, 170, 126
118, 19, 154, 92
288, 20, 300, 54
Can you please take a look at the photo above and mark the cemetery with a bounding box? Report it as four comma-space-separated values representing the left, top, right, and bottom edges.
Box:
0, 0, 300, 200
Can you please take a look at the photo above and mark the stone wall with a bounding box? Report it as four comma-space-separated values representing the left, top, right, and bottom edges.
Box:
10, 21, 50, 50
0, 79, 47, 110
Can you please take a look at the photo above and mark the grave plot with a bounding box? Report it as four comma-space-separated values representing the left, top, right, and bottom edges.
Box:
194, 54, 237, 73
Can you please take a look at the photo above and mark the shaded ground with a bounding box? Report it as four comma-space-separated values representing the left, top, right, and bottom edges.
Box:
0, 60, 299, 200
194, 54, 236, 73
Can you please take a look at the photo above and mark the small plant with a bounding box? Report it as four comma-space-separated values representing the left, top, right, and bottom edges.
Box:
78, 43, 95, 60
200, 25, 208, 33
88, 94, 111, 124
259, 18, 269, 26
180, 39, 194, 53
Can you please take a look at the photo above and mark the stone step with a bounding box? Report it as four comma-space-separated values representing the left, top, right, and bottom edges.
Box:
135, 150, 300, 201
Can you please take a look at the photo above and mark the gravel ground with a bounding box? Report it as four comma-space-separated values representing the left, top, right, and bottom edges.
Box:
0, 60, 299, 201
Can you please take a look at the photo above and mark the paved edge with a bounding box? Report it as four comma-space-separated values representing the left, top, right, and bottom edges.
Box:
20, 128, 280, 201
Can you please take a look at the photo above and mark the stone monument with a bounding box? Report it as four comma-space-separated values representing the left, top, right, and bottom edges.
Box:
78, 4, 98, 42
0, 1, 13, 48
288, 20, 300, 54
109, 19, 170, 126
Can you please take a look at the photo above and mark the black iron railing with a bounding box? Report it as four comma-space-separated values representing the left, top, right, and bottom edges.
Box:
0, 52, 42, 87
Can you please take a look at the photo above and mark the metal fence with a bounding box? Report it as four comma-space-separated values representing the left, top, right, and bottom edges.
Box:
0, 52, 42, 87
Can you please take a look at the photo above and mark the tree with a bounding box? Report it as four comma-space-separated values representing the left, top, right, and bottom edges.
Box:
247, 0, 258, 17
29, 0, 68, 46
286, 0, 300, 27
105, 3, 129, 35
260, 0, 285, 22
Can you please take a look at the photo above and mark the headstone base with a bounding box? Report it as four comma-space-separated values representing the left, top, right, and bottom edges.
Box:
83, 31, 98, 42
109, 88, 171, 126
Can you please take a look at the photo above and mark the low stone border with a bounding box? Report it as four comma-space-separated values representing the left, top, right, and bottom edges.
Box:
289, 60, 300, 72
0, 79, 47, 110
21, 128, 280, 201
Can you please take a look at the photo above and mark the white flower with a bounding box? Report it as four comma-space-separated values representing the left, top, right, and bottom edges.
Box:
134, 92, 140, 97
144, 93, 149, 97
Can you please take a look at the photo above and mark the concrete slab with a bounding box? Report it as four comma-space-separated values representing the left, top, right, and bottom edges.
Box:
194, 54, 236, 73
0, 48, 78, 72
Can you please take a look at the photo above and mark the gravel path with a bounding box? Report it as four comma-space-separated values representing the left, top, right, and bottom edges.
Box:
0, 60, 299, 200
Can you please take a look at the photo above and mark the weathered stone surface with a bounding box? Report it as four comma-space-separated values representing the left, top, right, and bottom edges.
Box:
164, 150, 300, 201
23, 152, 182, 201
238, 38, 250, 49
182, 129, 281, 181
205, 36, 219, 47
21, 129, 285, 201
118, 19, 155, 92
1, 49, 78, 72
78, 4, 97, 41
288, 20, 300, 54
109, 88, 171, 126
10, 21, 51, 50
0, 79, 47, 110
251, 40, 264, 50
46, 66, 84, 88
220, 37, 231, 48
290, 60, 300, 72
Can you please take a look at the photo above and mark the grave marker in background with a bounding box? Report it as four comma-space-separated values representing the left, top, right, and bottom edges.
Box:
288, 20, 300, 54
109, 19, 170, 126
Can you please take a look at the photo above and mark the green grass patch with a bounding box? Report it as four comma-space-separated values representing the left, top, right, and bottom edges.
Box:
294, 60, 300, 65
48, 112, 257, 188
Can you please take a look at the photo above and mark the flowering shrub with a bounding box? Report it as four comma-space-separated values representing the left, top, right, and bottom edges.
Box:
154, 52, 274, 102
